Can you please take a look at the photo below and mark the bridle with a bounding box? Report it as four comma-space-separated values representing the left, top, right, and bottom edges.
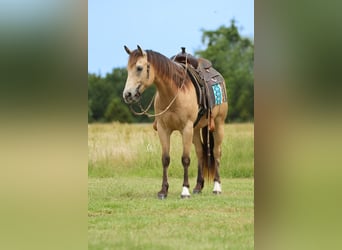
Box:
129, 55, 188, 118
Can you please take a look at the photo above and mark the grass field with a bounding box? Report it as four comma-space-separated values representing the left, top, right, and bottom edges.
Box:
88, 123, 254, 179
88, 123, 254, 249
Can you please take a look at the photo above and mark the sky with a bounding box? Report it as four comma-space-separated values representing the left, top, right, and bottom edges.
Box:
88, 0, 254, 75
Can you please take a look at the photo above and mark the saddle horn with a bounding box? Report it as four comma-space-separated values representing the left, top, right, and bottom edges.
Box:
124, 45, 131, 55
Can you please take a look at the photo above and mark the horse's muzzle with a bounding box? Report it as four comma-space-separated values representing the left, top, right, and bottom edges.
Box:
123, 86, 141, 104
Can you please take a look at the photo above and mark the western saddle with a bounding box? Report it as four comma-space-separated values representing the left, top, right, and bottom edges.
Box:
170, 47, 227, 130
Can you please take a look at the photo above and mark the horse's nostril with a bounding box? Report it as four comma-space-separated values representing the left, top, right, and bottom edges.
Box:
125, 92, 132, 99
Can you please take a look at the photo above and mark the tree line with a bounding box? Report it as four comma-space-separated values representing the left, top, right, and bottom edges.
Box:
88, 20, 254, 123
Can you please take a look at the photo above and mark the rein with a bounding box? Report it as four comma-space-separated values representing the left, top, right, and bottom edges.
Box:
129, 55, 188, 118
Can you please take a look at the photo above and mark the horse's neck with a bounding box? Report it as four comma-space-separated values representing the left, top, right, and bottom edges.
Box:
154, 71, 178, 100
148, 52, 183, 100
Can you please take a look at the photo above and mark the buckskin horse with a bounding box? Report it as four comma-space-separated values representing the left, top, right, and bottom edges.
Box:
123, 45, 228, 199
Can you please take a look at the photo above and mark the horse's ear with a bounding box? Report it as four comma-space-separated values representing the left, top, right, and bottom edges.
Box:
137, 45, 147, 57
124, 45, 131, 55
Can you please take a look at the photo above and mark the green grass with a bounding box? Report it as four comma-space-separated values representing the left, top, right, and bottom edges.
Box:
88, 123, 254, 249
89, 177, 254, 250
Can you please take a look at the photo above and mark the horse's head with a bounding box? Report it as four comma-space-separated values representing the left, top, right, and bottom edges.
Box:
123, 45, 154, 104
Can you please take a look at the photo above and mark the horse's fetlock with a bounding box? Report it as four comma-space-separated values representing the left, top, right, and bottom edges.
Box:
164, 182, 169, 190
181, 156, 190, 166
162, 155, 170, 167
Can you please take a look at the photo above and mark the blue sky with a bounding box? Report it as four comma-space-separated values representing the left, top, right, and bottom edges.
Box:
88, 0, 254, 75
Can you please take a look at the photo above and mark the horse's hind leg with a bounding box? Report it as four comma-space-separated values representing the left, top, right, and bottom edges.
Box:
212, 121, 225, 194
157, 126, 171, 199
192, 129, 204, 193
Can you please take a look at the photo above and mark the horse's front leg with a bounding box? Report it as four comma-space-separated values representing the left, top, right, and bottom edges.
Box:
157, 126, 171, 199
180, 122, 193, 198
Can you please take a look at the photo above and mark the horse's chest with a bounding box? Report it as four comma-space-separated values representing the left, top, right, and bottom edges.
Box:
159, 111, 187, 130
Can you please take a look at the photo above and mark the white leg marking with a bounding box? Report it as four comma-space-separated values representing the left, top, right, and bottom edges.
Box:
181, 186, 191, 198
213, 181, 222, 194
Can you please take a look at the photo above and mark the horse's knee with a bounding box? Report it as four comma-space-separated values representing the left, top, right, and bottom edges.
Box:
181, 156, 190, 167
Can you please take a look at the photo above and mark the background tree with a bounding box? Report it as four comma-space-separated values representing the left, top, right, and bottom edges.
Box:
88, 74, 113, 122
104, 97, 133, 123
88, 68, 155, 123
195, 20, 254, 122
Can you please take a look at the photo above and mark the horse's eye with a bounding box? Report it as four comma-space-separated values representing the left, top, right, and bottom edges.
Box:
137, 66, 143, 72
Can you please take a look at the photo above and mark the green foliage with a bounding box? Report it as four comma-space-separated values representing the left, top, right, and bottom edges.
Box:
88, 68, 131, 123
88, 20, 253, 123
88, 68, 155, 123
195, 20, 254, 122
88, 74, 113, 122
104, 97, 133, 123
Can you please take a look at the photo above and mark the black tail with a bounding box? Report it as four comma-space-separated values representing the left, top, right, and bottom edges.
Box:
201, 126, 215, 182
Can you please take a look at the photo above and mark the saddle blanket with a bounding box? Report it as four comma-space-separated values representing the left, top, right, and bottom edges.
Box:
205, 72, 226, 109
211, 83, 223, 105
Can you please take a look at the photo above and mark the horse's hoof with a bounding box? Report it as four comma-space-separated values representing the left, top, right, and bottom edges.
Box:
212, 181, 222, 194
193, 189, 202, 194
212, 191, 221, 195
180, 194, 191, 199
181, 186, 191, 199
158, 193, 167, 199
